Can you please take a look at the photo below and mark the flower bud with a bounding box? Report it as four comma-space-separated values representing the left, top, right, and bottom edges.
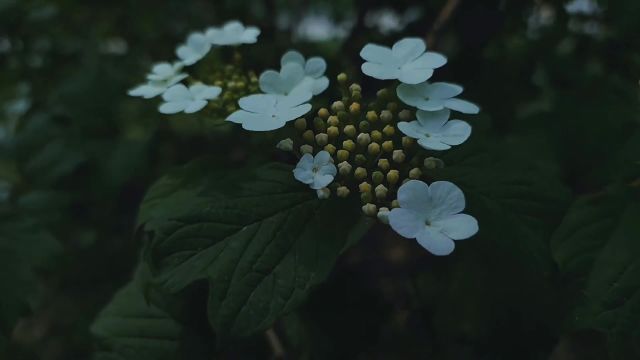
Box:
318, 108, 330, 119
342, 139, 356, 152
327, 126, 339, 138
327, 115, 340, 126
349, 83, 362, 93
337, 111, 349, 123
398, 109, 413, 121
359, 182, 372, 193
372, 171, 384, 185
303, 130, 315, 144
337, 149, 350, 162
392, 150, 406, 163
300, 144, 313, 154
376, 88, 390, 100
382, 140, 394, 153
359, 120, 370, 132
354, 154, 367, 165
357, 133, 371, 147
316, 188, 330, 199
382, 125, 395, 137
337, 73, 348, 83
424, 157, 445, 169
336, 186, 350, 198
294, 118, 307, 131
313, 117, 326, 132
324, 144, 336, 155
276, 138, 293, 151
338, 161, 352, 176
380, 110, 393, 123
402, 136, 414, 149
409, 167, 422, 179
362, 203, 378, 217
387, 102, 398, 112
386, 169, 400, 184
354, 167, 367, 181
361, 192, 373, 204
351, 91, 362, 101
367, 142, 381, 156
343, 125, 356, 138
349, 102, 361, 115
371, 130, 383, 143
391, 199, 400, 208
378, 159, 390, 172
366, 111, 378, 122
331, 101, 345, 112
315, 133, 328, 146
377, 207, 390, 224
375, 184, 388, 200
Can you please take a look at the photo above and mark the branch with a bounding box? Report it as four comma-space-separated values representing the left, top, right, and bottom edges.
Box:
426, 0, 462, 48
265, 327, 286, 359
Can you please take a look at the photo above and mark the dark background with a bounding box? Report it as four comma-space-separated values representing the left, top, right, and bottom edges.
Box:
1, 0, 639, 359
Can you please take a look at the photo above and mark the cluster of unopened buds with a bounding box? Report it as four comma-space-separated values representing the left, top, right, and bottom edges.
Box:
129, 20, 479, 256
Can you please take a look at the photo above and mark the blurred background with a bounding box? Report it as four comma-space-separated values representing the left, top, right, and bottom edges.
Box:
1, 0, 639, 359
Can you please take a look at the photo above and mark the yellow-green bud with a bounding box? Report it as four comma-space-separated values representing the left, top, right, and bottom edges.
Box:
336, 186, 350, 198
375, 184, 388, 200
392, 149, 406, 163
380, 110, 393, 123
372, 171, 384, 185
355, 154, 367, 165
327, 126, 339, 138
361, 192, 373, 204
337, 111, 349, 123
302, 130, 315, 144
331, 101, 346, 112
357, 133, 371, 147
276, 138, 293, 151
315, 133, 329, 146
362, 203, 378, 217
383, 125, 395, 137
327, 115, 339, 127
337, 73, 348, 83
387, 102, 398, 112
300, 144, 313, 154
313, 117, 326, 132
409, 167, 422, 179
354, 167, 368, 181
342, 139, 356, 152
387, 169, 400, 185
371, 130, 383, 143
338, 161, 352, 176
349, 83, 362, 93
366, 111, 379, 122
351, 91, 362, 101
398, 109, 413, 121
367, 142, 381, 156
382, 140, 394, 153
294, 118, 307, 131
424, 157, 445, 169
349, 102, 361, 115
324, 144, 336, 155
316, 188, 331, 199
359, 120, 370, 132
402, 136, 414, 149
343, 125, 356, 138
377, 207, 390, 224
318, 108, 330, 119
391, 199, 400, 208
376, 88, 390, 100
337, 149, 350, 162
359, 182, 372, 193
378, 159, 391, 172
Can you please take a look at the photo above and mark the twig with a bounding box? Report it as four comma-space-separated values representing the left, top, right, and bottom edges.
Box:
426, 0, 462, 48
265, 327, 286, 359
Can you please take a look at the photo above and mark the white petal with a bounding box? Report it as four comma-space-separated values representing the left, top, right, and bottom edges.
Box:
407, 52, 447, 69
417, 138, 451, 151
166, 73, 189, 87
239, 94, 277, 114
184, 100, 208, 113
259, 70, 285, 94
314, 151, 331, 166
396, 180, 431, 212
311, 174, 334, 190
305, 57, 326, 77
297, 153, 314, 170
389, 208, 424, 238
416, 99, 446, 111
281, 50, 305, 67
128, 83, 165, 98
318, 163, 337, 177
293, 168, 314, 185
428, 181, 466, 219
416, 228, 455, 256
398, 68, 433, 84
397, 121, 425, 139
223, 21, 244, 33
360, 44, 395, 65
425, 82, 463, 99
190, 84, 221, 100
396, 83, 424, 107
241, 27, 261, 43
362, 62, 400, 80
162, 84, 192, 102
392, 38, 426, 62
416, 109, 450, 132
310, 76, 329, 95
276, 103, 312, 123
444, 98, 480, 114
227, 110, 284, 131
438, 120, 471, 146
276, 89, 312, 109
432, 214, 478, 240
158, 101, 188, 114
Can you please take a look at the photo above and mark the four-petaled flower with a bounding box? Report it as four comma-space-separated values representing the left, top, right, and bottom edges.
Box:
293, 151, 337, 190
397, 82, 480, 114
397, 109, 471, 150
388, 180, 478, 256
176, 32, 212, 66
128, 62, 188, 99
158, 84, 221, 114
360, 38, 447, 84
226, 90, 312, 131
206, 21, 260, 46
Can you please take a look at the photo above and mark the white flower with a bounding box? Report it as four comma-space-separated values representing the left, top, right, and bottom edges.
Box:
293, 151, 337, 190
259, 51, 329, 96
128, 62, 188, 99
360, 37, 447, 84
388, 180, 478, 256
226, 90, 312, 131
397, 109, 471, 150
158, 84, 221, 114
205, 21, 260, 46
176, 32, 211, 66
397, 82, 480, 114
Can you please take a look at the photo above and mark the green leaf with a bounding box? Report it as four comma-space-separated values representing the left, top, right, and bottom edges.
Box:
551, 186, 640, 358
140, 161, 370, 337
